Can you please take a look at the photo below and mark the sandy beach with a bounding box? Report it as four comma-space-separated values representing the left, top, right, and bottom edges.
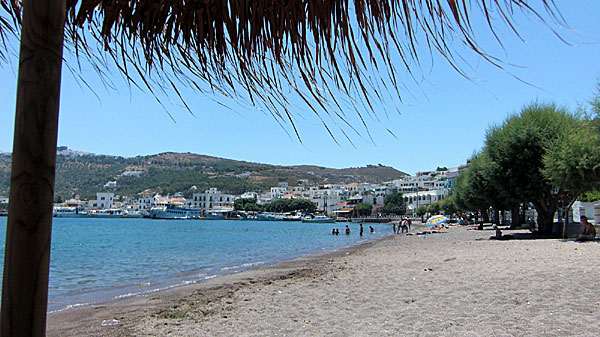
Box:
47, 225, 600, 336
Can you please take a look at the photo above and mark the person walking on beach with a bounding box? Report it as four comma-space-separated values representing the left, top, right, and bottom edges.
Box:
392, 223, 397, 234
359, 223, 364, 236
345, 225, 350, 235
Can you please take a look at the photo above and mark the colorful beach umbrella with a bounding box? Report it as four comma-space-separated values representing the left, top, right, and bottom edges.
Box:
425, 215, 448, 226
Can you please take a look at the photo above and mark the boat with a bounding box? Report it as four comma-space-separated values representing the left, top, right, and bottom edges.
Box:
147, 205, 203, 219
123, 210, 143, 218
205, 212, 225, 220
87, 209, 126, 218
53, 206, 86, 218
302, 215, 336, 223
256, 212, 285, 221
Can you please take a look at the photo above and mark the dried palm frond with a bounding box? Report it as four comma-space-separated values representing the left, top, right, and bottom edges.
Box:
1, 1, 564, 141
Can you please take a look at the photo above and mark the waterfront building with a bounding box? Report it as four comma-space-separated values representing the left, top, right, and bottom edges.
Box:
137, 196, 154, 210
192, 188, 234, 215
87, 192, 114, 209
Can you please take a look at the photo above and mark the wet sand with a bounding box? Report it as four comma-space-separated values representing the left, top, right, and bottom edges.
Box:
47, 225, 600, 336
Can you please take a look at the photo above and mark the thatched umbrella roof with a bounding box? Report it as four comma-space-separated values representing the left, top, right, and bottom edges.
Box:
1, 0, 564, 140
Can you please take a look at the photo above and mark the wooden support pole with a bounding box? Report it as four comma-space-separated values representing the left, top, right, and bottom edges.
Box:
1, 0, 66, 336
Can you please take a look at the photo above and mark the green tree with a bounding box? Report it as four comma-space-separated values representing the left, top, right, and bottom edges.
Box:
264, 198, 316, 213
439, 195, 457, 216
416, 206, 428, 222
452, 152, 500, 224
542, 91, 600, 235
234, 198, 262, 212
354, 203, 373, 217
483, 103, 581, 233
380, 192, 405, 215
427, 202, 441, 215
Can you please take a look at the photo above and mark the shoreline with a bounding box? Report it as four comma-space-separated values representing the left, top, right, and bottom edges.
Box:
46, 221, 401, 314
46, 224, 410, 336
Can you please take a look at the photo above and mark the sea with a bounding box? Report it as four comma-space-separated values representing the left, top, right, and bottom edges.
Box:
0, 217, 393, 312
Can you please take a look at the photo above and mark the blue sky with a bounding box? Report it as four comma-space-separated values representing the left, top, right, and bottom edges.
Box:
1, 3, 599, 175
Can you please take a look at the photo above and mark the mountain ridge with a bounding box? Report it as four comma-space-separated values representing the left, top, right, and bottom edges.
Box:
0, 151, 409, 199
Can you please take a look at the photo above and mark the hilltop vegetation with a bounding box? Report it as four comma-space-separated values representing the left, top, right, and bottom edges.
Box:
0, 152, 407, 199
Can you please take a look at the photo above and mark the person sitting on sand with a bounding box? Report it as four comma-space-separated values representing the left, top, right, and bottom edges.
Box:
493, 224, 502, 238
490, 224, 512, 240
576, 216, 596, 241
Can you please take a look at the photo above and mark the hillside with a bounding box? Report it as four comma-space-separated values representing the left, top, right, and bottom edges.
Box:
0, 152, 408, 199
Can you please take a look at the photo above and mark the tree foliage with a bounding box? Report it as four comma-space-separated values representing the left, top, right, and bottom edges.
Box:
354, 203, 373, 217
264, 198, 316, 213
416, 206, 428, 217
454, 102, 598, 234
380, 191, 405, 215
427, 202, 441, 215
234, 198, 262, 212
439, 195, 457, 216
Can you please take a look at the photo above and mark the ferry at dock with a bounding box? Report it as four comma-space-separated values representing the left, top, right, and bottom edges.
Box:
148, 205, 203, 219
53, 206, 86, 218
87, 209, 126, 218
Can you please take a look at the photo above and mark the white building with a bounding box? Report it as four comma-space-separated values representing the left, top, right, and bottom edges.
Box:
403, 189, 449, 214
87, 192, 114, 209
269, 186, 288, 200
137, 196, 154, 210
192, 188, 234, 215
104, 181, 117, 189
240, 191, 259, 200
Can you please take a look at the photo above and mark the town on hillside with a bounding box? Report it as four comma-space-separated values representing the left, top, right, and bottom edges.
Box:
39, 166, 461, 220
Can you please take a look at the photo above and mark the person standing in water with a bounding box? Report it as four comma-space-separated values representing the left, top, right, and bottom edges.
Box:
359, 223, 364, 236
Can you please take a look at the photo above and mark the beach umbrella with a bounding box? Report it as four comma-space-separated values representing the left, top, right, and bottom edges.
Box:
425, 215, 448, 226
0, 1, 565, 335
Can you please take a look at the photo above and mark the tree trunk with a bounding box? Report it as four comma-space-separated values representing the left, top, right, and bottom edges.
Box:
1, 0, 66, 336
510, 206, 520, 229
534, 201, 557, 236
481, 209, 489, 223
563, 196, 579, 239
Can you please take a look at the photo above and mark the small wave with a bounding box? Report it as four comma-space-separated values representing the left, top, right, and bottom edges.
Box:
50, 302, 91, 313
218, 260, 269, 272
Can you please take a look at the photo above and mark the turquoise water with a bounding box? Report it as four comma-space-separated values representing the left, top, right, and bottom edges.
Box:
0, 217, 392, 311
